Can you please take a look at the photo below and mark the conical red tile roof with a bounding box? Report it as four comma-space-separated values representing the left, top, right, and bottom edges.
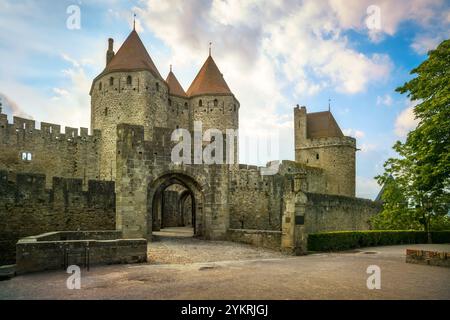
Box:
187, 55, 232, 97
166, 70, 187, 98
102, 30, 163, 80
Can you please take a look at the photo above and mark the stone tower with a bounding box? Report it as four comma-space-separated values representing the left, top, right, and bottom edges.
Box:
187, 53, 240, 164
166, 66, 190, 131
90, 29, 169, 180
294, 106, 356, 197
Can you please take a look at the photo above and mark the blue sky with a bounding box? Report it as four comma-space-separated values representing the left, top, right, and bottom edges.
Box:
0, 0, 449, 199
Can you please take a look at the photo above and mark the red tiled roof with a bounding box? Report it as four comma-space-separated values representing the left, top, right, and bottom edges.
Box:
187, 55, 232, 97
102, 30, 163, 80
307, 111, 344, 138
166, 70, 187, 98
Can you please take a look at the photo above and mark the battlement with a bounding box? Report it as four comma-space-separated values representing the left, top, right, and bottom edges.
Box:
0, 112, 102, 187
0, 113, 101, 143
297, 135, 356, 149
0, 170, 115, 206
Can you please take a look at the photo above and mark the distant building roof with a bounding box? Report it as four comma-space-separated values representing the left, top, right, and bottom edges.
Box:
375, 175, 394, 202
307, 111, 344, 139
166, 69, 187, 98
187, 55, 232, 97
100, 30, 163, 81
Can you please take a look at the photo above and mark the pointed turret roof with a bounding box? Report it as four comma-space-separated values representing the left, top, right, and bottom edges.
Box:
166, 68, 187, 98
101, 30, 163, 80
187, 55, 232, 97
306, 111, 344, 139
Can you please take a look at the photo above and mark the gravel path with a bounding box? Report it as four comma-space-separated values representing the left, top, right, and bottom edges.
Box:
148, 229, 287, 265
1, 244, 449, 299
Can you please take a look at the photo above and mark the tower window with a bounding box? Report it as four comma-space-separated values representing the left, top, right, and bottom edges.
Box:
234, 104, 237, 112
98, 82, 102, 90
214, 99, 218, 107
168, 99, 172, 106
127, 76, 132, 85
316, 154, 320, 160
21, 152, 32, 161
184, 102, 188, 109
199, 99, 203, 107
104, 107, 108, 116
156, 83, 159, 91
109, 77, 114, 86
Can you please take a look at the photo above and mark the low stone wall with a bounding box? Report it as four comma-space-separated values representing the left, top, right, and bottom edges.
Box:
0, 171, 116, 265
228, 229, 282, 251
304, 193, 382, 233
406, 249, 450, 268
16, 231, 147, 274
29, 231, 122, 241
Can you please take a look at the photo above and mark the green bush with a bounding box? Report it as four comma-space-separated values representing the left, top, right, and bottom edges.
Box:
431, 231, 450, 243
307, 230, 450, 252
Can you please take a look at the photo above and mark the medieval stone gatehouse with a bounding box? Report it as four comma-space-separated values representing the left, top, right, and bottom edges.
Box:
0, 29, 381, 265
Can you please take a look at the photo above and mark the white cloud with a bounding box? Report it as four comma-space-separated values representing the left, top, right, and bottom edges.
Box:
343, 128, 365, 139
411, 34, 446, 55
52, 88, 69, 97
376, 94, 393, 106
359, 143, 378, 153
136, 0, 395, 97
0, 54, 93, 131
330, 0, 448, 40
133, 0, 400, 164
356, 176, 381, 200
394, 105, 419, 137
0, 93, 31, 119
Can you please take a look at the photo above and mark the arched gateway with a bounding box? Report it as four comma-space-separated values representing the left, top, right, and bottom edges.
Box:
148, 173, 205, 237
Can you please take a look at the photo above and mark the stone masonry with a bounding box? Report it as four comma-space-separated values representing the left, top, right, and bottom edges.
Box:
0, 28, 382, 265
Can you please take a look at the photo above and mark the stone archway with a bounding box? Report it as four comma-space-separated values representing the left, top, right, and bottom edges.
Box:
179, 189, 194, 228
147, 172, 205, 238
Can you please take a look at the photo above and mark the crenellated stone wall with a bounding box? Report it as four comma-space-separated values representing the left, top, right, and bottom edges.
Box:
0, 113, 101, 188
0, 170, 115, 265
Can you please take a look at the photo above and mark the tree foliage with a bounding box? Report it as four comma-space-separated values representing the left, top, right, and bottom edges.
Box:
373, 39, 450, 232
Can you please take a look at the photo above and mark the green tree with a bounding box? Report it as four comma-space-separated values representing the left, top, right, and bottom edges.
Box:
374, 39, 450, 239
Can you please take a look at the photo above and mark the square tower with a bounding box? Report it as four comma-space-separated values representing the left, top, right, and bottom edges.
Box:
294, 106, 356, 197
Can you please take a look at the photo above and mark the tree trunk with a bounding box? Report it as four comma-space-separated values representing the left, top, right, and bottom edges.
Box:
427, 215, 432, 244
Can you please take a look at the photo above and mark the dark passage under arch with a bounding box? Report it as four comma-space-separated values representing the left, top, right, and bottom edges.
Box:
148, 174, 202, 237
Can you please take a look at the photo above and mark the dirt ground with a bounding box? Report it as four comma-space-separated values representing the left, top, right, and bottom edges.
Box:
148, 227, 287, 264
0, 228, 449, 300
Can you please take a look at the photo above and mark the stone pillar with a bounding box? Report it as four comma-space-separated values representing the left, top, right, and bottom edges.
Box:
115, 124, 150, 240
281, 175, 308, 255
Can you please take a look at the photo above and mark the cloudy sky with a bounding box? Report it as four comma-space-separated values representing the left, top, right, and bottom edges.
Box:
0, 0, 449, 199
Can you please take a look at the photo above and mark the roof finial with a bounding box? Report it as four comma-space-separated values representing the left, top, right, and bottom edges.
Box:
133, 13, 137, 31
209, 42, 212, 56
170, 64, 172, 72
328, 98, 331, 112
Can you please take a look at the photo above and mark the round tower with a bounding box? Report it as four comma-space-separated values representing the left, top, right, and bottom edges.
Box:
165, 66, 190, 131
90, 30, 168, 180
294, 106, 356, 197
187, 53, 240, 164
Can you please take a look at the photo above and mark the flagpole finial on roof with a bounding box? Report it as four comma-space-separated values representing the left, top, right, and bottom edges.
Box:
170, 64, 172, 72
133, 13, 137, 30
209, 42, 212, 56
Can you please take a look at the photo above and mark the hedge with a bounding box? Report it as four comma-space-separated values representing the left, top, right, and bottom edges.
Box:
307, 230, 450, 252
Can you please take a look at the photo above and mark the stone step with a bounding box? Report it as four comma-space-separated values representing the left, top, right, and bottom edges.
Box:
0, 264, 16, 281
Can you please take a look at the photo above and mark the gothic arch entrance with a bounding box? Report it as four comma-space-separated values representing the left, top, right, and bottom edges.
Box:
147, 173, 204, 238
